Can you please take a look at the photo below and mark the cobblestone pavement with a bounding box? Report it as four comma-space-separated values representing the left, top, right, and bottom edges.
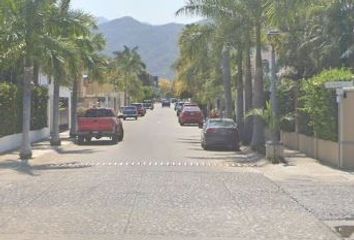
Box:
0, 105, 341, 240
261, 151, 354, 239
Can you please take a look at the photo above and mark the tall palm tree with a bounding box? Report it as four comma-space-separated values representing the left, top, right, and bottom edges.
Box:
43, 0, 106, 145
69, 34, 106, 138
177, 0, 245, 119
0, 0, 64, 160
110, 46, 146, 105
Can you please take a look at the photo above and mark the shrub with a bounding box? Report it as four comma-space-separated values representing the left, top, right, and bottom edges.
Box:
0, 82, 21, 137
0, 82, 48, 138
278, 79, 296, 132
301, 68, 353, 141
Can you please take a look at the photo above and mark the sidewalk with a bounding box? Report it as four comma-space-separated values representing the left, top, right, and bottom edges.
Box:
259, 148, 354, 239
0, 131, 74, 175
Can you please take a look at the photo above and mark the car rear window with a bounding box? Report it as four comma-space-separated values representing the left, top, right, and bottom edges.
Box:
208, 120, 236, 128
183, 106, 201, 112
123, 107, 137, 111
85, 109, 115, 117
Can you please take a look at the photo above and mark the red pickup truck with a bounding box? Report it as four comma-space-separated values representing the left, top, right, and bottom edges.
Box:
77, 108, 124, 145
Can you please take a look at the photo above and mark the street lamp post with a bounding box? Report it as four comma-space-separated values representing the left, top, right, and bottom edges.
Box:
267, 30, 283, 163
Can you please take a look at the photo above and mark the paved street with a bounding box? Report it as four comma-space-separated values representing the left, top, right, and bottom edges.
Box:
0, 105, 342, 240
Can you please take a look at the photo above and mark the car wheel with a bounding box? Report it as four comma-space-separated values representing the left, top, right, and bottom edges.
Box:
111, 135, 119, 144
123, 117, 126, 121
234, 144, 241, 152
119, 129, 124, 141
77, 136, 84, 145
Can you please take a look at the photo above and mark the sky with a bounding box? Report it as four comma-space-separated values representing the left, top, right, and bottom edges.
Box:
71, 0, 202, 25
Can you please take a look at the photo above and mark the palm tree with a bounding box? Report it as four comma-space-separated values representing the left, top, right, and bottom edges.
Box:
243, 28, 253, 145
110, 46, 146, 105
69, 35, 106, 138
177, 0, 246, 119
42, 0, 106, 145
0, 0, 63, 160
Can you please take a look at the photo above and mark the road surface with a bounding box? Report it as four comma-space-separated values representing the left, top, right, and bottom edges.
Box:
0, 105, 340, 239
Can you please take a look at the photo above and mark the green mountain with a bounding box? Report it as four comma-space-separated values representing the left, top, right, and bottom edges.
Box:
98, 17, 185, 79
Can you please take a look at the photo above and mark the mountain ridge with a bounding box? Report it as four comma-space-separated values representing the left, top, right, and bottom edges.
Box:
98, 16, 185, 79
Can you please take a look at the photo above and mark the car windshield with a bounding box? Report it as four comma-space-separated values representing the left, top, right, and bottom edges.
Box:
208, 120, 236, 128
84, 109, 114, 117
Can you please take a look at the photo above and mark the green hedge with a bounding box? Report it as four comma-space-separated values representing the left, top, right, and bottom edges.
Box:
301, 68, 353, 141
278, 79, 296, 132
0, 82, 48, 138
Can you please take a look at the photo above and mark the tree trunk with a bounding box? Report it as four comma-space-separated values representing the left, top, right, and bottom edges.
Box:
33, 62, 39, 86
236, 48, 244, 143
19, 58, 33, 161
251, 21, 265, 150
221, 45, 233, 118
244, 34, 253, 145
124, 90, 128, 106
70, 78, 78, 137
50, 79, 61, 146
294, 80, 300, 133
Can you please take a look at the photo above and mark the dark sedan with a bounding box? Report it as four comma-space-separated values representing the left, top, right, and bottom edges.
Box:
161, 100, 171, 107
201, 118, 240, 151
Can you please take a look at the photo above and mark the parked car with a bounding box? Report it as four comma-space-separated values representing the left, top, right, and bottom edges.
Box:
201, 118, 240, 151
178, 106, 204, 127
143, 100, 154, 110
77, 108, 124, 145
177, 102, 198, 116
162, 99, 171, 107
175, 101, 184, 112
131, 103, 146, 116
121, 106, 138, 120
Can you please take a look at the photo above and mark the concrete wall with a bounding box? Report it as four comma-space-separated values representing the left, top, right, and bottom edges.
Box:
281, 88, 354, 170
0, 128, 50, 154
298, 134, 315, 158
342, 89, 354, 169
280, 131, 299, 150
317, 138, 339, 167
281, 131, 340, 167
39, 73, 72, 132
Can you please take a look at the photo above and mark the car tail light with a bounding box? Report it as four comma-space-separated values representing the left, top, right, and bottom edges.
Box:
207, 128, 217, 133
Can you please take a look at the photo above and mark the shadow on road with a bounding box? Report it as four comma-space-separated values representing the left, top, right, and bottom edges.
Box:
177, 137, 201, 145
54, 147, 99, 155
0, 160, 91, 177
186, 150, 264, 165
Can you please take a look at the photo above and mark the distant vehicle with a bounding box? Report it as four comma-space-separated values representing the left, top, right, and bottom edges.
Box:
177, 102, 198, 116
77, 108, 124, 145
170, 98, 177, 103
201, 118, 240, 151
121, 106, 138, 120
131, 103, 146, 116
178, 106, 204, 128
175, 102, 185, 116
162, 99, 171, 107
143, 100, 154, 110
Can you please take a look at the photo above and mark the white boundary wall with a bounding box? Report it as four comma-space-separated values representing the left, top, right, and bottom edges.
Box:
0, 128, 49, 154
